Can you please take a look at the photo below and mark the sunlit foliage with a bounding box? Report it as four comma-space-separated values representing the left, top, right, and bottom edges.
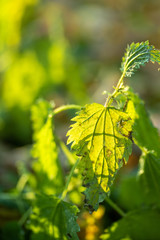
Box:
31, 100, 64, 194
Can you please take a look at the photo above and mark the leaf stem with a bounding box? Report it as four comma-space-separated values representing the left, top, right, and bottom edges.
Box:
52, 104, 81, 199
104, 71, 126, 107
60, 158, 80, 200
18, 207, 32, 226
53, 104, 82, 115
59, 140, 76, 165
105, 196, 126, 217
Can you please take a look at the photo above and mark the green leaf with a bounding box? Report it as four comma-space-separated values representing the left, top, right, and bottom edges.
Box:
28, 194, 80, 240
67, 103, 133, 211
101, 209, 160, 240
120, 41, 151, 77
126, 89, 160, 155
31, 99, 55, 138
120, 41, 160, 77
138, 152, 160, 207
150, 48, 160, 64
31, 100, 64, 194
118, 174, 145, 211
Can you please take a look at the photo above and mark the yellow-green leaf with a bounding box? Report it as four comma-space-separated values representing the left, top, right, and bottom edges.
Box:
67, 103, 133, 211
31, 100, 64, 195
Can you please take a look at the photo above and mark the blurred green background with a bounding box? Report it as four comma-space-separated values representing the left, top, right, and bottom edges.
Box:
1, 0, 160, 146
0, 0, 160, 239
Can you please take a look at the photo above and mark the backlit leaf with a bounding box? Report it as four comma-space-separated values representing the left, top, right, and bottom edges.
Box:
31, 100, 64, 194
120, 41, 160, 77
67, 103, 133, 211
120, 41, 151, 77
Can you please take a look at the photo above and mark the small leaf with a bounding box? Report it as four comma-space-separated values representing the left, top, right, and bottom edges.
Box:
101, 209, 160, 240
28, 194, 80, 240
138, 152, 160, 207
67, 103, 133, 211
120, 41, 151, 77
31, 100, 64, 194
120, 41, 160, 77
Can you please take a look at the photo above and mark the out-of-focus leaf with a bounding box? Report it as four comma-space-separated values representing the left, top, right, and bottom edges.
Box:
48, 18, 88, 104
0, 221, 24, 240
31, 100, 54, 138
2, 53, 45, 110
118, 174, 145, 211
126, 89, 160, 155
48, 39, 68, 84
138, 152, 160, 207
28, 194, 80, 240
101, 209, 160, 240
67, 103, 133, 211
31, 100, 64, 194
0, 0, 37, 50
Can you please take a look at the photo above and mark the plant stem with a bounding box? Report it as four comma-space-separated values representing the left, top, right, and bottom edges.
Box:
60, 158, 80, 200
19, 207, 32, 226
53, 104, 82, 115
52, 104, 81, 199
104, 71, 125, 107
59, 140, 76, 165
105, 196, 126, 217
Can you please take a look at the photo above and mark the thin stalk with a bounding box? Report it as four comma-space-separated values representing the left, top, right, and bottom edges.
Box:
60, 158, 80, 200
105, 196, 126, 217
52, 104, 81, 199
18, 207, 32, 226
53, 104, 81, 115
104, 71, 126, 107
16, 174, 29, 193
59, 140, 76, 165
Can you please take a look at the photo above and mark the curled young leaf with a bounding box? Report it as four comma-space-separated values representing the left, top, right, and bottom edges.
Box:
120, 41, 151, 77
120, 41, 160, 77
